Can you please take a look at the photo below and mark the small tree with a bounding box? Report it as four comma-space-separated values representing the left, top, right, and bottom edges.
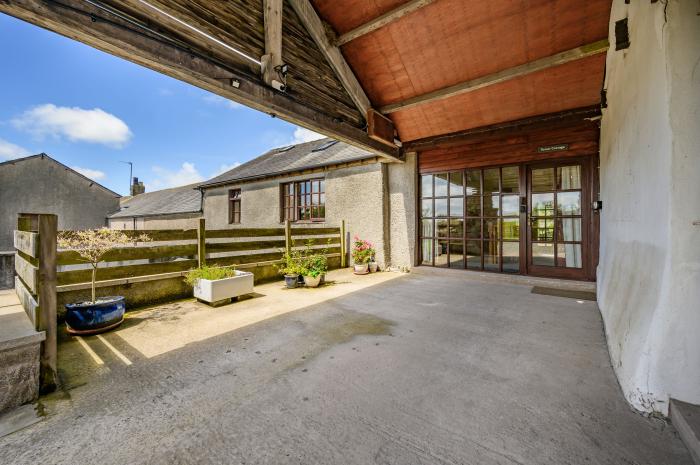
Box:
57, 228, 150, 304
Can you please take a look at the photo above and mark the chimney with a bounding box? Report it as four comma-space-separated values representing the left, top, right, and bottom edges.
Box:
131, 176, 145, 196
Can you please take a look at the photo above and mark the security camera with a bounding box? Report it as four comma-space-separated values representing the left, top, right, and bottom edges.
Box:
271, 80, 286, 92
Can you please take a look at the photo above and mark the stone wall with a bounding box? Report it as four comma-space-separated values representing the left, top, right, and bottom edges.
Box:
108, 213, 201, 231
0, 252, 13, 290
0, 342, 41, 413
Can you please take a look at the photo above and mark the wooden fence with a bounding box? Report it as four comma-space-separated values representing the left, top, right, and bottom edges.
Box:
14, 214, 58, 393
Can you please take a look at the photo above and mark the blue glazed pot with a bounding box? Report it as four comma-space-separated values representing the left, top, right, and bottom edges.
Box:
284, 274, 299, 289
65, 296, 125, 335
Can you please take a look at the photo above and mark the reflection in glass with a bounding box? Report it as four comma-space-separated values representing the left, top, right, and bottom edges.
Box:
466, 196, 481, 216
421, 239, 433, 265
557, 218, 581, 242
484, 219, 499, 240
483, 168, 499, 193
435, 198, 448, 216
483, 195, 500, 217
558, 165, 581, 190
502, 166, 519, 193
466, 170, 481, 195
466, 241, 481, 269
556, 192, 581, 216
466, 219, 481, 239
532, 243, 555, 266
484, 241, 499, 270
435, 240, 449, 267
502, 195, 519, 216
449, 242, 464, 268
449, 172, 463, 196
502, 242, 519, 272
436, 219, 449, 238
421, 219, 434, 237
532, 219, 554, 241
449, 197, 463, 217
532, 168, 555, 192
449, 219, 464, 238
531, 193, 554, 217
435, 173, 449, 197
421, 175, 433, 198
502, 218, 519, 240
421, 199, 432, 217
558, 243, 582, 268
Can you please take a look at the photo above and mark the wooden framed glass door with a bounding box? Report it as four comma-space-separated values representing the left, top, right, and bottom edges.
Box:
526, 160, 589, 279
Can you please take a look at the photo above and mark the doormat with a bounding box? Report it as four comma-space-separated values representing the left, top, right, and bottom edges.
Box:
530, 286, 596, 301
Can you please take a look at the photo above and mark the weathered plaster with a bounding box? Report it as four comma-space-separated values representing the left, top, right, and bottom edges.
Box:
108, 213, 201, 231
387, 152, 417, 269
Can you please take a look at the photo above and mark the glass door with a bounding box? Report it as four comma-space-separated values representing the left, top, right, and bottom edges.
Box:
527, 162, 587, 279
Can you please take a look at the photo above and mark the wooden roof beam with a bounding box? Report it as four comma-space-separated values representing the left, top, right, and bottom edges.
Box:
335, 0, 435, 46
380, 39, 610, 115
261, 0, 284, 88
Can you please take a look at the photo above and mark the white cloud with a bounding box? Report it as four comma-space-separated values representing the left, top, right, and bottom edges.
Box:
12, 104, 132, 148
212, 162, 241, 177
72, 166, 106, 181
290, 126, 324, 144
202, 94, 242, 110
149, 162, 204, 190
0, 138, 31, 160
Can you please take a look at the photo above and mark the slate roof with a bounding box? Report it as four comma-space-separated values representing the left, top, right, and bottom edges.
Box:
109, 183, 202, 218
198, 138, 375, 188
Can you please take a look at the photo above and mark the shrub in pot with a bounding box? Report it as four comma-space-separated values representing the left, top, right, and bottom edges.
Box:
351, 236, 374, 275
303, 253, 327, 288
185, 265, 253, 306
277, 249, 304, 289
58, 228, 150, 335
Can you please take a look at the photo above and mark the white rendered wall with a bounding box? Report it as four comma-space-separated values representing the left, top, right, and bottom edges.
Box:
598, 0, 700, 414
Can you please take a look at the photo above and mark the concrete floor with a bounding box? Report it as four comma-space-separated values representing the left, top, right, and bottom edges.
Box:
0, 268, 692, 464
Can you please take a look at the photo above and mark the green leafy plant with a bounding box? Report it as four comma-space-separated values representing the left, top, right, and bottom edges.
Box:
58, 228, 151, 304
304, 253, 328, 278
277, 247, 305, 276
351, 236, 375, 265
184, 265, 237, 287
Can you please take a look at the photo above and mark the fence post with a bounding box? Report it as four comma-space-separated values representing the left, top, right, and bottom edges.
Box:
197, 218, 206, 268
37, 214, 57, 393
340, 220, 346, 268
284, 220, 292, 255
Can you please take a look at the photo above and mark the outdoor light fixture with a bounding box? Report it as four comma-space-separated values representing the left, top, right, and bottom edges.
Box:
230, 79, 240, 88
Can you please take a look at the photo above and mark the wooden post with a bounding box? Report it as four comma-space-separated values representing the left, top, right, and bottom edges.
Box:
262, 0, 284, 86
197, 218, 206, 268
37, 214, 57, 393
340, 220, 346, 268
284, 220, 292, 255
17, 216, 33, 232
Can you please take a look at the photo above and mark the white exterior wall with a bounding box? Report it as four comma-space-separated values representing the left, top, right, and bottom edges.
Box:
108, 213, 201, 230
202, 163, 389, 267
387, 152, 417, 269
598, 0, 700, 414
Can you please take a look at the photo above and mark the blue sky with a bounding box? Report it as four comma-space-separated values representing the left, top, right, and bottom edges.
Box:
0, 14, 323, 195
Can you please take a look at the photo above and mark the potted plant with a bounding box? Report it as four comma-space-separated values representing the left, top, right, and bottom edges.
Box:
185, 265, 253, 306
351, 236, 374, 275
369, 260, 379, 273
278, 248, 304, 289
303, 253, 328, 288
58, 228, 150, 335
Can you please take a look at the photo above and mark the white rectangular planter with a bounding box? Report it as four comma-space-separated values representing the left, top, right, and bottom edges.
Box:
193, 270, 254, 304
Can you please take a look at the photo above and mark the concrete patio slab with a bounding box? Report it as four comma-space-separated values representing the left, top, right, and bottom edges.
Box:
0, 268, 692, 464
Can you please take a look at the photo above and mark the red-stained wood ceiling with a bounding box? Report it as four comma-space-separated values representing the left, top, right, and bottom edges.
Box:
311, 0, 612, 142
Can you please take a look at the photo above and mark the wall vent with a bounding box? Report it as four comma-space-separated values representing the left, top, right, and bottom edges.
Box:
615, 18, 630, 50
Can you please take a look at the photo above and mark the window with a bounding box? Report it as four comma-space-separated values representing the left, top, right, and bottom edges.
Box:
281, 179, 325, 222
228, 189, 241, 224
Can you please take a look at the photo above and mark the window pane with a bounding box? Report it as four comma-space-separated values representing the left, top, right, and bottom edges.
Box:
435, 198, 448, 217
532, 219, 554, 241
532, 168, 555, 192
319, 180, 325, 193
466, 196, 481, 216
502, 242, 519, 273
449, 197, 463, 217
421, 199, 433, 217
483, 195, 500, 217
502, 166, 519, 193
449, 219, 464, 238
421, 239, 434, 265
466, 170, 481, 195
502, 195, 519, 216
557, 192, 581, 216
466, 241, 482, 269
435, 173, 449, 197
421, 175, 433, 198
557, 243, 582, 268
449, 172, 463, 196
466, 219, 481, 239
484, 241, 499, 270
531, 193, 554, 217
502, 218, 520, 240
320, 193, 325, 204
532, 243, 555, 266
318, 205, 325, 219
436, 219, 449, 238
483, 168, 499, 193
484, 219, 499, 240
448, 242, 464, 268
300, 182, 306, 195
557, 218, 581, 242
435, 240, 449, 267
421, 219, 434, 237
558, 166, 581, 190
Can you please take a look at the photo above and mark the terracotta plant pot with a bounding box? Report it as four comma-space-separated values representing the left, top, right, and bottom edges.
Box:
304, 275, 321, 288
353, 263, 369, 275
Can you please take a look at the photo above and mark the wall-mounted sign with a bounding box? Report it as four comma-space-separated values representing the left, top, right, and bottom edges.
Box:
537, 143, 569, 153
